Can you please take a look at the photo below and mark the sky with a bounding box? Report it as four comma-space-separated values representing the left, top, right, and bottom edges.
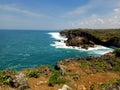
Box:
0, 0, 120, 30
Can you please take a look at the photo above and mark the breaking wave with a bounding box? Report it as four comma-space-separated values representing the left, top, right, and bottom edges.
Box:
48, 32, 114, 55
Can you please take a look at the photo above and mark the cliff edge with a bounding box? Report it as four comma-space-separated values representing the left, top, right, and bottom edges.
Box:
60, 29, 120, 49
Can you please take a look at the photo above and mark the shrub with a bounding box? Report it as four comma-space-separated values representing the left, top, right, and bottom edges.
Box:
0, 71, 12, 85
26, 71, 40, 78
48, 70, 66, 86
113, 48, 120, 57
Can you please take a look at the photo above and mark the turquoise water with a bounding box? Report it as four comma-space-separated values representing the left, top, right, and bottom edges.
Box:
0, 30, 113, 70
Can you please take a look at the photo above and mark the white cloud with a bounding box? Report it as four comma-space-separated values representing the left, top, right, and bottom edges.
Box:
65, 8, 120, 29
0, 5, 46, 17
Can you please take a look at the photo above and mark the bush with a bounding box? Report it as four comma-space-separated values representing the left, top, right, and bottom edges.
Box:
26, 71, 40, 78
0, 69, 18, 85
113, 48, 120, 57
48, 70, 66, 86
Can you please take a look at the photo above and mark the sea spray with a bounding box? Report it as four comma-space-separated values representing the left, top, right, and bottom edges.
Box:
48, 32, 114, 55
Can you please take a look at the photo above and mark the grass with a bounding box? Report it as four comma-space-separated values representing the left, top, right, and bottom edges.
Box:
26, 70, 40, 78
61, 28, 120, 41
99, 78, 120, 89
48, 70, 66, 86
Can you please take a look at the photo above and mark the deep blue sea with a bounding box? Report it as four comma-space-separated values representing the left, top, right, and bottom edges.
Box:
0, 30, 114, 70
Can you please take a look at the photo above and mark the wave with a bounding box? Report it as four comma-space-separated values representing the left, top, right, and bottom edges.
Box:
48, 32, 114, 55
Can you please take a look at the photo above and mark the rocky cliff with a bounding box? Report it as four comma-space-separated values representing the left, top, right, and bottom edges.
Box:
60, 29, 120, 49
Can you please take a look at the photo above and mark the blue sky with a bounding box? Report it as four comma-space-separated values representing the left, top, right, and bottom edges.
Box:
0, 0, 120, 30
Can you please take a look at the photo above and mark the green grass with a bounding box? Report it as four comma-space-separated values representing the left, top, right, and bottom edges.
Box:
61, 28, 120, 41
26, 70, 40, 78
48, 70, 66, 86
80, 61, 90, 68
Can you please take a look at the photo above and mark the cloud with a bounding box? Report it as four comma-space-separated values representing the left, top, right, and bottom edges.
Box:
0, 5, 46, 17
65, 7, 120, 29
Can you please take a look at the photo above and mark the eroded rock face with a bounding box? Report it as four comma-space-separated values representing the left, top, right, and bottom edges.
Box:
107, 37, 120, 47
60, 30, 102, 49
60, 30, 120, 49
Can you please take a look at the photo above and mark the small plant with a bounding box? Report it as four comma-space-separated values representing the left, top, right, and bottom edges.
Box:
113, 48, 120, 57
26, 70, 40, 78
113, 79, 120, 86
80, 61, 90, 68
48, 70, 66, 86
0, 70, 12, 85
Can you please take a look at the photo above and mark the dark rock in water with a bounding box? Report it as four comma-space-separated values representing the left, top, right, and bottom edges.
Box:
60, 29, 120, 49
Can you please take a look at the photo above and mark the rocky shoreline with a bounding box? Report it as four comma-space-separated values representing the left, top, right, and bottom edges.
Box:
0, 29, 120, 90
0, 50, 120, 90
60, 29, 120, 49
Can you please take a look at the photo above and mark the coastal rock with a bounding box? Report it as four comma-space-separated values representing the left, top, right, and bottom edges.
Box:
60, 29, 120, 49
107, 37, 120, 47
60, 30, 103, 49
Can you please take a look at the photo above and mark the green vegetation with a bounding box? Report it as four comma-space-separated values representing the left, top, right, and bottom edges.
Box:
48, 70, 66, 86
0, 69, 17, 85
79, 53, 120, 72
80, 61, 90, 68
26, 70, 40, 78
99, 78, 120, 88
113, 48, 120, 57
62, 28, 120, 41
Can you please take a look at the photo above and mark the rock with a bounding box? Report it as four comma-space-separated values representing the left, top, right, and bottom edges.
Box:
55, 63, 66, 76
44, 67, 51, 75
60, 29, 120, 49
106, 86, 120, 90
10, 73, 31, 90
107, 37, 120, 47
58, 84, 72, 90
73, 74, 79, 81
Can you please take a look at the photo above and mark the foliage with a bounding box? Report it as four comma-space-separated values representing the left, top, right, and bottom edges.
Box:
0, 69, 16, 85
62, 28, 120, 41
48, 70, 66, 86
26, 70, 40, 78
80, 61, 90, 68
99, 78, 120, 89
113, 48, 120, 57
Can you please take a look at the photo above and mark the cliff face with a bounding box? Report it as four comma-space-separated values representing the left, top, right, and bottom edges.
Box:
60, 29, 120, 49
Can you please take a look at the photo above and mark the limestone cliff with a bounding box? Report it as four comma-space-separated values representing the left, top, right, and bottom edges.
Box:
60, 29, 120, 49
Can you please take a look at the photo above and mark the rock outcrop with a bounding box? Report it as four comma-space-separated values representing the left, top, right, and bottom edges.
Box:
60, 29, 120, 49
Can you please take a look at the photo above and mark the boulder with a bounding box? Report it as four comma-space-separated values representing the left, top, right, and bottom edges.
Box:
10, 73, 31, 90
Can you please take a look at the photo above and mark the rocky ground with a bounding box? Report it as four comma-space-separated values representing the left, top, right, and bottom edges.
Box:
0, 51, 120, 90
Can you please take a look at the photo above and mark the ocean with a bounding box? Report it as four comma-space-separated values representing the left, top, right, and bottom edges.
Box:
0, 30, 114, 70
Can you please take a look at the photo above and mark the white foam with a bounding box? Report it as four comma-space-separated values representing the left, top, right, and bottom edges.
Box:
48, 32, 114, 55
48, 32, 67, 41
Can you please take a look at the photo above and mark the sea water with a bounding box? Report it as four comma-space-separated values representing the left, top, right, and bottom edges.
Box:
0, 30, 114, 70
